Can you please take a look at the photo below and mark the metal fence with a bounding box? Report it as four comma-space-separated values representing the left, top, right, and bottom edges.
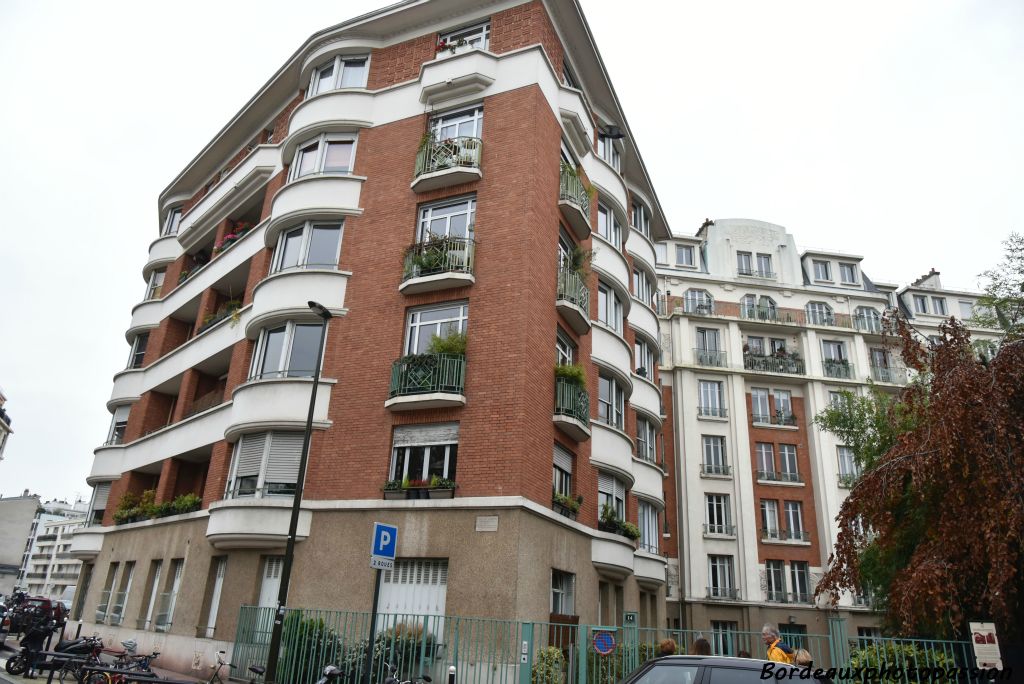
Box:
233, 606, 987, 684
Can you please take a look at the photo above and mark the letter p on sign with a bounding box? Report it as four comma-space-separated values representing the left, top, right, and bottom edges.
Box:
372, 522, 398, 560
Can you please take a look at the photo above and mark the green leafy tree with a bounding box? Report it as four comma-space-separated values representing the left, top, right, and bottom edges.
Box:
971, 232, 1024, 339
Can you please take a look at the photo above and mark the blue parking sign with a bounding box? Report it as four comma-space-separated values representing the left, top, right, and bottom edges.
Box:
372, 522, 398, 560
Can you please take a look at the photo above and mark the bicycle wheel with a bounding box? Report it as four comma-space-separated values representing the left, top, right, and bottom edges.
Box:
86, 672, 112, 684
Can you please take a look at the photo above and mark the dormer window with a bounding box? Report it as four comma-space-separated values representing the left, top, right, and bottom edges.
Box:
913, 295, 928, 314
839, 263, 858, 284
813, 260, 832, 281
290, 133, 355, 180
309, 55, 368, 96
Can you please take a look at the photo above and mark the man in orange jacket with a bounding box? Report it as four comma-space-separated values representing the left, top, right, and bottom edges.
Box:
761, 623, 796, 663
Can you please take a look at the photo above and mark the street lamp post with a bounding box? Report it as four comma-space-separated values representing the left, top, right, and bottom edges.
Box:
264, 300, 332, 684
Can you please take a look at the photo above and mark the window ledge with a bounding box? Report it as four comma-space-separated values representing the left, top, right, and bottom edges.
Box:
761, 538, 812, 546
756, 479, 805, 488
697, 414, 729, 423
751, 421, 799, 431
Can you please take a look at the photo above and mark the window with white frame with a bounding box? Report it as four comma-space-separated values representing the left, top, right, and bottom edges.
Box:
251, 321, 324, 379
107, 405, 130, 445
737, 251, 753, 276
155, 558, 183, 632
958, 300, 975, 319
553, 444, 573, 497
597, 472, 625, 519
698, 380, 724, 417
837, 446, 859, 479
636, 416, 656, 462
931, 297, 947, 315
418, 197, 476, 242
696, 327, 720, 352
632, 201, 650, 236
822, 339, 846, 361
556, 329, 575, 367
708, 555, 734, 597
597, 374, 625, 429
746, 335, 765, 356
760, 499, 779, 536
431, 106, 484, 141
597, 203, 622, 248
751, 388, 770, 422
779, 444, 798, 479
812, 260, 832, 281
702, 435, 727, 472
757, 253, 773, 277
390, 423, 458, 483
829, 390, 849, 407
756, 443, 775, 476
597, 281, 623, 332
839, 263, 858, 284
675, 244, 694, 267
705, 494, 731, 535
162, 208, 182, 237
913, 295, 928, 314
128, 333, 149, 370
655, 242, 668, 264
774, 389, 793, 418
439, 21, 490, 52
638, 501, 659, 553
309, 55, 368, 96
765, 560, 786, 601
229, 431, 305, 497
597, 135, 621, 172
405, 302, 468, 354
784, 501, 804, 537
806, 301, 833, 325
290, 133, 355, 180
274, 221, 343, 272
635, 337, 655, 376
551, 569, 575, 615
145, 271, 165, 300
790, 561, 810, 601
562, 59, 579, 89
855, 306, 881, 332
684, 289, 713, 314
633, 268, 654, 305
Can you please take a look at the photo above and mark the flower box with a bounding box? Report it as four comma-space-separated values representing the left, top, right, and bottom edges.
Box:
383, 490, 405, 500
552, 501, 577, 521
428, 487, 455, 499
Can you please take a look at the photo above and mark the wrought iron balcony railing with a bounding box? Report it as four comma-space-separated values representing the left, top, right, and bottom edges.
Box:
697, 405, 728, 418
702, 523, 736, 537
707, 587, 740, 600
554, 378, 589, 424
389, 353, 466, 398
700, 463, 732, 477
556, 267, 589, 312
823, 359, 855, 379
559, 165, 590, 216
694, 348, 727, 367
744, 353, 806, 375
870, 365, 908, 384
402, 237, 476, 281
415, 136, 483, 177
757, 470, 803, 484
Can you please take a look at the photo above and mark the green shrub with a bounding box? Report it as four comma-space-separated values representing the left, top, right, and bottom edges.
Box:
619, 522, 641, 540
171, 493, 202, 515
553, 492, 582, 513
554, 364, 586, 388
848, 642, 954, 672
531, 646, 566, 684
281, 614, 341, 684
428, 331, 467, 355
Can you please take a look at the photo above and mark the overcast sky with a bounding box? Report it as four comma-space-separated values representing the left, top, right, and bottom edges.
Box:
0, 0, 1020, 502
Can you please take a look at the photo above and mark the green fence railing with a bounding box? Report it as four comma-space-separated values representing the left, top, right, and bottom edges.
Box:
403, 237, 476, 282
556, 267, 589, 313
389, 354, 466, 398
559, 167, 590, 218
233, 606, 987, 684
554, 378, 589, 424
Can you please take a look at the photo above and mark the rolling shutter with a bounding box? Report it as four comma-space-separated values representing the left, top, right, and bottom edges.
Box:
553, 445, 573, 473
92, 482, 112, 511
597, 472, 613, 495
234, 434, 268, 479
265, 432, 304, 484
392, 423, 459, 447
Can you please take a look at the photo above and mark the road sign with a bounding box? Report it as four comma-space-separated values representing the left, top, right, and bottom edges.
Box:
593, 630, 615, 655
969, 622, 1002, 670
371, 522, 398, 569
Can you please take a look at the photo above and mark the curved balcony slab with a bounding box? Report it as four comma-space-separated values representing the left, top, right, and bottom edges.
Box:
631, 458, 665, 506
286, 91, 375, 151
553, 414, 590, 442
69, 527, 106, 561
206, 499, 312, 549
107, 403, 233, 476
225, 377, 335, 441
126, 300, 164, 342
245, 269, 351, 338
591, 235, 631, 300
590, 422, 635, 487
592, 325, 634, 393
385, 392, 466, 412
88, 449, 124, 485
558, 88, 595, 159
108, 370, 144, 410
591, 536, 634, 580
628, 302, 660, 348
634, 550, 667, 587
400, 272, 475, 295
419, 49, 498, 105
556, 298, 590, 336
625, 229, 657, 276
178, 146, 279, 250
585, 158, 629, 219
143, 235, 183, 282
269, 175, 365, 229
630, 375, 662, 425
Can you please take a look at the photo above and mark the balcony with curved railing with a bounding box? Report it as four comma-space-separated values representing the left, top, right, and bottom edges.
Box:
870, 365, 908, 384
556, 267, 591, 335
400, 236, 476, 294
385, 353, 466, 411
412, 137, 483, 192
558, 165, 591, 239
553, 377, 590, 442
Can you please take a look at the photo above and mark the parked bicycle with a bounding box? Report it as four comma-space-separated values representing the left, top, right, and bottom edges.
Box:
383, 661, 432, 684
205, 650, 265, 684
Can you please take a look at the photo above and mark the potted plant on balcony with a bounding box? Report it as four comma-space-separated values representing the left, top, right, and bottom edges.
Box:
428, 476, 457, 499
552, 492, 582, 520
598, 503, 620, 534
408, 234, 451, 276
178, 269, 191, 284
619, 521, 641, 542
554, 363, 586, 388
428, 331, 467, 356
406, 478, 432, 499
382, 479, 405, 500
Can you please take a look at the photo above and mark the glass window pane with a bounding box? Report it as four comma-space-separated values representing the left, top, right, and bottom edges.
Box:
339, 59, 367, 87
287, 324, 322, 377
407, 446, 425, 481
295, 143, 318, 177
259, 327, 287, 378
279, 228, 304, 271
323, 141, 352, 172
306, 225, 341, 268
314, 63, 335, 95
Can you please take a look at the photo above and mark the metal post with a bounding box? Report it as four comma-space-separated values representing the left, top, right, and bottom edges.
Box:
362, 569, 383, 684
264, 305, 331, 684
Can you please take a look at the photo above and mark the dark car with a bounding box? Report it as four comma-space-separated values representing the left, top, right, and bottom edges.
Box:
622, 655, 806, 684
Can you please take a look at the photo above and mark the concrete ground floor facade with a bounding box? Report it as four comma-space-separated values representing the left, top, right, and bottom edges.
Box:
71, 499, 670, 675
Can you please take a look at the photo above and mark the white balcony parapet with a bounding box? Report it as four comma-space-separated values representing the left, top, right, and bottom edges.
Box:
246, 269, 351, 338
143, 235, 183, 283
225, 377, 335, 441
591, 535, 634, 580
590, 422, 635, 487
68, 527, 106, 560
206, 498, 312, 549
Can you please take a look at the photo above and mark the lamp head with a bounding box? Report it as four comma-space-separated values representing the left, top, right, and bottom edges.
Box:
308, 301, 332, 320
602, 124, 625, 140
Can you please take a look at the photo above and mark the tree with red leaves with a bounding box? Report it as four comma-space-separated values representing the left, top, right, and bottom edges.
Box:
815, 313, 1023, 667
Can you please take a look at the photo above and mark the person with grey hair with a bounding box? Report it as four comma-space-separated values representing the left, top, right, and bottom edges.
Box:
761, 623, 796, 663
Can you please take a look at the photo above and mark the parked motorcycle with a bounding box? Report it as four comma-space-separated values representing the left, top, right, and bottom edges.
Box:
4, 630, 100, 676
